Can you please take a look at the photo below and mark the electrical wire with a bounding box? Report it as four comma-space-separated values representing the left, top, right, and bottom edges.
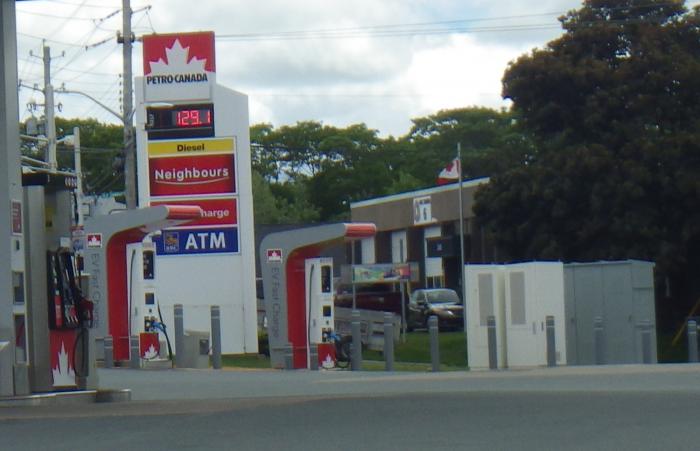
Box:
218, 12, 562, 40
46, 0, 123, 8
56, 146, 122, 154
216, 3, 700, 42
156, 302, 174, 363
16, 9, 105, 21
144, 6, 156, 33
92, 172, 123, 194
56, 43, 120, 83
16, 1, 700, 130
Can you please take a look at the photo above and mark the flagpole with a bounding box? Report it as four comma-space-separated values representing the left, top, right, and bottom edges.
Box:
457, 143, 467, 353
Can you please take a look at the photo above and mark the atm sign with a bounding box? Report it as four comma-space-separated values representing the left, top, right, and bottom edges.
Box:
154, 227, 238, 255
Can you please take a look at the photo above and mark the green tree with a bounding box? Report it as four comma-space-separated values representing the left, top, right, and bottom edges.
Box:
251, 170, 319, 224
475, 1, 700, 319
252, 121, 395, 221
53, 117, 124, 194
403, 107, 532, 186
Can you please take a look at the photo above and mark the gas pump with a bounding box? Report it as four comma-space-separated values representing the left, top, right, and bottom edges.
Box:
305, 258, 336, 369
23, 173, 96, 391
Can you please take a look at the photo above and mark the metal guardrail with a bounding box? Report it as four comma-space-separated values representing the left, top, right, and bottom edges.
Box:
335, 307, 400, 351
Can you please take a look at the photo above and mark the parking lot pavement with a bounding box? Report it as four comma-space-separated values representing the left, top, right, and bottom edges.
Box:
2, 364, 700, 451
96, 363, 700, 401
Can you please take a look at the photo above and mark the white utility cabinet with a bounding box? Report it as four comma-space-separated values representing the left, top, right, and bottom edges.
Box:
465, 265, 507, 369
503, 262, 567, 367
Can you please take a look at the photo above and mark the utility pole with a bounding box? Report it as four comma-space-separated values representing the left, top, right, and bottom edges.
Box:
0, 0, 24, 396
43, 45, 57, 173
120, 0, 136, 209
73, 127, 84, 226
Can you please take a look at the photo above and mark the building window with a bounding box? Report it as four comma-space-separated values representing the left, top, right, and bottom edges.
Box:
426, 275, 444, 288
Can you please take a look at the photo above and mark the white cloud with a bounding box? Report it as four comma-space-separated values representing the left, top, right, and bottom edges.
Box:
14, 0, 584, 136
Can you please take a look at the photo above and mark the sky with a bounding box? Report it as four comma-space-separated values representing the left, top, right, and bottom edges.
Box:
14, 0, 610, 137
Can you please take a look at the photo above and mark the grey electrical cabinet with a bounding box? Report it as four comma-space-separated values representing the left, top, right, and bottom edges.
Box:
564, 260, 656, 365
181, 330, 210, 369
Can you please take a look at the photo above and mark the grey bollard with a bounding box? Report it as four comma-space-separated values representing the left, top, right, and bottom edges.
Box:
429, 315, 440, 372
688, 320, 698, 363
129, 335, 140, 369
641, 320, 652, 364
487, 315, 497, 370
174, 304, 184, 368
103, 336, 114, 369
351, 310, 362, 371
546, 316, 556, 367
210, 305, 222, 369
594, 316, 605, 365
383, 312, 395, 371
309, 344, 319, 370
284, 343, 294, 370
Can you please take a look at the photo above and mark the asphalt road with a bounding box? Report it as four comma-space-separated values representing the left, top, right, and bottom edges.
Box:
1, 365, 699, 450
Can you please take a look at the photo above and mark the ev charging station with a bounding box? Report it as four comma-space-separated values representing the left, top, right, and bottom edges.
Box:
260, 223, 376, 369
84, 205, 202, 363
305, 258, 335, 368
125, 240, 162, 359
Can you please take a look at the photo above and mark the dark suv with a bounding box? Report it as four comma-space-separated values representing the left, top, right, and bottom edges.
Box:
407, 288, 463, 331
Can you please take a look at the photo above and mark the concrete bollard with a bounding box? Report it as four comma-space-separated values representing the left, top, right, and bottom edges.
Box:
174, 304, 184, 368
688, 320, 698, 363
546, 316, 556, 367
103, 335, 114, 369
309, 344, 319, 370
641, 320, 652, 364
210, 305, 222, 370
283, 343, 294, 370
429, 315, 440, 372
487, 315, 497, 370
351, 310, 362, 371
594, 316, 605, 365
129, 335, 140, 369
383, 312, 394, 372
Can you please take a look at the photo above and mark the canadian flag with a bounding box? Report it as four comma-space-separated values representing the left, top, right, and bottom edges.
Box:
437, 157, 461, 185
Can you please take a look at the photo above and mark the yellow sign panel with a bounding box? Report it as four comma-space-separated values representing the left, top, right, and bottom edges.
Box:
148, 137, 234, 157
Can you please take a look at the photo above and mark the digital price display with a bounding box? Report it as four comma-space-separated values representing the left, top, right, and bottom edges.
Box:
146, 103, 215, 140
173, 108, 212, 127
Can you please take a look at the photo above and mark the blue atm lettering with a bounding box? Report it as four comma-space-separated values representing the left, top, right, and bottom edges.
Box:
185, 231, 226, 250
155, 227, 239, 255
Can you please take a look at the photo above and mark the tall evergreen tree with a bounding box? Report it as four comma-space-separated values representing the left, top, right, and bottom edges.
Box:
475, 1, 700, 322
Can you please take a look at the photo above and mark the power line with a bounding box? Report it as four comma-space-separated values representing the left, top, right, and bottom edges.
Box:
215, 2, 700, 41
53, 42, 120, 79
17, 56, 115, 76
57, 146, 121, 154
56, 43, 121, 83
16, 9, 104, 21
220, 23, 560, 42
46, 0, 124, 9
219, 11, 564, 40
18, 32, 91, 48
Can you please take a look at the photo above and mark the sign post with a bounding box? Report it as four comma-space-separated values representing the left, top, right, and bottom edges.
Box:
0, 0, 26, 396
134, 32, 258, 354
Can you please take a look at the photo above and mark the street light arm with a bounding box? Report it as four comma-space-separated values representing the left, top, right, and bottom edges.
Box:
55, 87, 133, 124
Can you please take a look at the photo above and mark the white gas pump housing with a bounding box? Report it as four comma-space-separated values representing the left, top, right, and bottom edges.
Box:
305, 258, 334, 368
126, 241, 163, 359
